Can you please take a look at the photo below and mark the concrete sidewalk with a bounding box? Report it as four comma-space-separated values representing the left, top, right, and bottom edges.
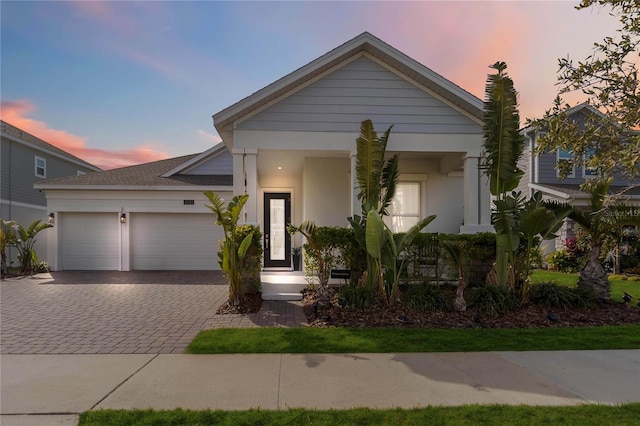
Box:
2, 350, 639, 425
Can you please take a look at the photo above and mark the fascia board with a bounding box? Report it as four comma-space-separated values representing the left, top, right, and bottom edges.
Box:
34, 184, 233, 192
161, 143, 226, 177
1, 131, 101, 172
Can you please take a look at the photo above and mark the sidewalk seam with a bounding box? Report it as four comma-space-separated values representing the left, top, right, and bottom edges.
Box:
89, 354, 160, 410
277, 353, 283, 410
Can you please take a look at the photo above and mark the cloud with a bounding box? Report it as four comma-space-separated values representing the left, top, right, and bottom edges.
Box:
197, 129, 222, 144
1, 99, 170, 170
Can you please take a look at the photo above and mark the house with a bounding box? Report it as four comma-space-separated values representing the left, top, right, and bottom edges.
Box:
35, 32, 492, 273
517, 103, 640, 251
1, 120, 101, 266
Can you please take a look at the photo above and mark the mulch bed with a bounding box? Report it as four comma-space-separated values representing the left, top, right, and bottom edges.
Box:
216, 292, 263, 314
302, 288, 640, 329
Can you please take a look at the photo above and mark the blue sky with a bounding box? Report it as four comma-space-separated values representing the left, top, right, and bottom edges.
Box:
1, 1, 622, 169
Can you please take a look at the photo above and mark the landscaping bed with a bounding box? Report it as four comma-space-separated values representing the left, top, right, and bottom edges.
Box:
216, 292, 263, 314
302, 288, 640, 329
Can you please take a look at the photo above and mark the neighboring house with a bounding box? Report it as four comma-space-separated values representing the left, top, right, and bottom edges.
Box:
36, 32, 493, 272
518, 103, 640, 252
1, 121, 101, 267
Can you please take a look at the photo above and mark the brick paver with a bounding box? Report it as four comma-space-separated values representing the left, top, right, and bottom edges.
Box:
1, 271, 307, 355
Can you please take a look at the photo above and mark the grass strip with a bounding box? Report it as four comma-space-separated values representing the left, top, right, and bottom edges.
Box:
531, 270, 639, 301
186, 325, 640, 354
80, 404, 640, 426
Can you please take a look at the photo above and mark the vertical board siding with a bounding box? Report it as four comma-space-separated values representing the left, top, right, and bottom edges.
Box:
185, 150, 233, 175
238, 57, 480, 134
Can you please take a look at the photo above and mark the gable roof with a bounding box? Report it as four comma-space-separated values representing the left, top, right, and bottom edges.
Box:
161, 142, 227, 177
34, 154, 232, 190
213, 32, 483, 145
1, 120, 101, 172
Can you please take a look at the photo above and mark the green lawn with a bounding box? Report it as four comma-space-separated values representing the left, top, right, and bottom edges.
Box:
80, 404, 640, 426
531, 270, 640, 301
186, 325, 640, 354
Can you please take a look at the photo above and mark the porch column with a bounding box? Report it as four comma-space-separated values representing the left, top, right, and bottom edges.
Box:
244, 149, 258, 224
460, 153, 493, 234
232, 148, 258, 224
350, 151, 359, 217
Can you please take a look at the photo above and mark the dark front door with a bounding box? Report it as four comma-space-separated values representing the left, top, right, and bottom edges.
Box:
264, 192, 291, 268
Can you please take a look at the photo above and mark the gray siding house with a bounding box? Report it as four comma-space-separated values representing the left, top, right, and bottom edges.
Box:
517, 103, 640, 251
1, 121, 101, 266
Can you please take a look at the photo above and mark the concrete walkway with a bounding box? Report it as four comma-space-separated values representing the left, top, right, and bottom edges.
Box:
1, 272, 639, 425
2, 350, 639, 425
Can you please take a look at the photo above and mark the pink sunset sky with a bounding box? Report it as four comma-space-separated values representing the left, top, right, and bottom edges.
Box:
1, 1, 626, 170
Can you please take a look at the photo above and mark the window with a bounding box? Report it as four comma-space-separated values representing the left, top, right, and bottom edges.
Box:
35, 156, 46, 178
556, 148, 575, 178
386, 182, 420, 233
583, 147, 599, 177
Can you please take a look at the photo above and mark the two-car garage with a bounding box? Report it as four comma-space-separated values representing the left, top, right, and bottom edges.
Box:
58, 212, 224, 271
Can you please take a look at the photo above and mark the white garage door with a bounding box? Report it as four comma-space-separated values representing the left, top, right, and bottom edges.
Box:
131, 213, 222, 270
61, 212, 120, 270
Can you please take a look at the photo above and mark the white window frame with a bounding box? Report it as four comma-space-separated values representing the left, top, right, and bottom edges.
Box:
35, 156, 46, 178
385, 179, 423, 234
556, 148, 575, 178
583, 147, 599, 178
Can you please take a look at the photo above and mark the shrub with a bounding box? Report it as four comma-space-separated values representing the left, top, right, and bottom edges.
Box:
302, 226, 364, 285
627, 276, 640, 282
33, 261, 49, 274
572, 286, 599, 309
530, 282, 576, 309
338, 285, 374, 308
235, 224, 263, 293
403, 283, 453, 312
469, 285, 518, 316
530, 282, 599, 309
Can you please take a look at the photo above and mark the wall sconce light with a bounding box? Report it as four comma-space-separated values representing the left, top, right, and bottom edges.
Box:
120, 213, 127, 224
48, 213, 55, 224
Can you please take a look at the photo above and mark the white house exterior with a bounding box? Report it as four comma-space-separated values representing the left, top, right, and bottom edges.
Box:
36, 32, 492, 272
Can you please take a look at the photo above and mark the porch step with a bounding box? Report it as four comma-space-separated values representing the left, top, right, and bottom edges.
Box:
262, 292, 303, 301
260, 271, 307, 301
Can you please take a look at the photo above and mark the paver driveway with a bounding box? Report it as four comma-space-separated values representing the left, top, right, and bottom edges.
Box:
1, 271, 231, 354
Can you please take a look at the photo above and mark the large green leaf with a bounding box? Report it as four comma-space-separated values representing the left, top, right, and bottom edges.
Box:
238, 232, 254, 260
365, 210, 386, 260
481, 62, 524, 197
355, 120, 383, 210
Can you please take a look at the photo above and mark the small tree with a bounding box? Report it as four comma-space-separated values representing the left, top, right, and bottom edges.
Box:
531, 0, 639, 183
14, 220, 53, 275
1, 219, 18, 276
441, 240, 470, 311
204, 192, 255, 306
561, 179, 640, 300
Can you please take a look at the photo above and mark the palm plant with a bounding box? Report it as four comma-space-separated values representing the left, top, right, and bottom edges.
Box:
442, 240, 470, 311
560, 179, 640, 300
480, 61, 525, 288
14, 219, 53, 275
348, 119, 436, 304
1, 219, 18, 276
204, 191, 255, 306
354, 119, 399, 216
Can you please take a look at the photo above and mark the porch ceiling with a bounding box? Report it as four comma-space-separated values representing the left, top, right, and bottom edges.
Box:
256, 150, 464, 177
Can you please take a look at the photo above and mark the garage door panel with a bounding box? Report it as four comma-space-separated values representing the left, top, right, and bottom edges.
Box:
131, 213, 222, 270
62, 213, 120, 270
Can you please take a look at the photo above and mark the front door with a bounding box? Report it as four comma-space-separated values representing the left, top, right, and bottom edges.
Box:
264, 192, 291, 268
